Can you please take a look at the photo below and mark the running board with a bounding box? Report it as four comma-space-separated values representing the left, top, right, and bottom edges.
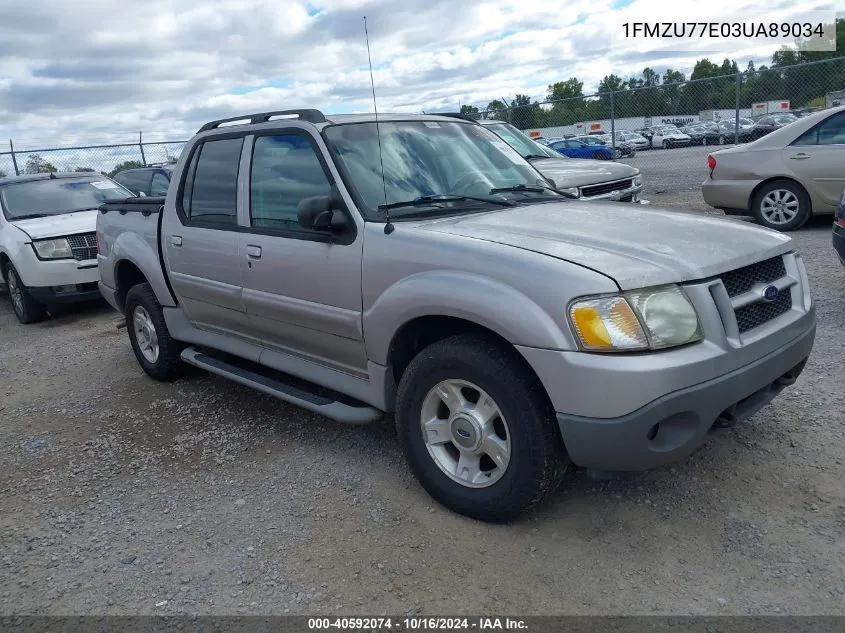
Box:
180, 347, 383, 425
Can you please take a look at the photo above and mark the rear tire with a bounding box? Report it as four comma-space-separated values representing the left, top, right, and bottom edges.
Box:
662, 140, 670, 149
751, 180, 811, 232
3, 264, 47, 324
125, 283, 185, 381
395, 333, 569, 523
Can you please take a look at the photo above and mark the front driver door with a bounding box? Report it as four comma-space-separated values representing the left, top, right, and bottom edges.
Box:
237, 130, 366, 375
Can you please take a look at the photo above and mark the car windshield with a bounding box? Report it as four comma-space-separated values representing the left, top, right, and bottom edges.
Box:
483, 122, 561, 159
775, 115, 797, 124
323, 120, 558, 220
0, 176, 132, 220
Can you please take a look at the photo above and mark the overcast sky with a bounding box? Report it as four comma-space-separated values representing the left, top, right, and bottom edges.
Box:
0, 0, 837, 152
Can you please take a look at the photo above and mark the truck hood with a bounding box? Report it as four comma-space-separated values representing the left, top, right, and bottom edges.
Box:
528, 157, 639, 188
415, 202, 793, 290
9, 210, 98, 240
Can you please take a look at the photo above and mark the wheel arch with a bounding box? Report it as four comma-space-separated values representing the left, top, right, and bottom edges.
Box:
748, 177, 813, 216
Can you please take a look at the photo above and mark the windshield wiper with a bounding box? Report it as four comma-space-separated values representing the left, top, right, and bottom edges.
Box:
523, 154, 552, 161
9, 213, 49, 220
378, 194, 515, 212
490, 184, 579, 199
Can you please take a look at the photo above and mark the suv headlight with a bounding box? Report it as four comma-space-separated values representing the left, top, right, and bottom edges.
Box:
568, 284, 703, 352
633, 175, 642, 186
558, 186, 579, 197
32, 238, 73, 260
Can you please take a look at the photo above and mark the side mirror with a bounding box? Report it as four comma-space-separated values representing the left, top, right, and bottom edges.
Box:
296, 195, 349, 232
138, 191, 147, 197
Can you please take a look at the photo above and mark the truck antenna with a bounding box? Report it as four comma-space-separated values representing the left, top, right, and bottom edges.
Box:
364, 16, 393, 235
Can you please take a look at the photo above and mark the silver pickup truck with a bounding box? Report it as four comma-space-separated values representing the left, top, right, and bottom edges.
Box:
96, 109, 816, 523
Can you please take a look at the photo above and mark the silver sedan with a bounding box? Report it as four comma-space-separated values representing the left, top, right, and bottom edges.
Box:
702, 105, 845, 231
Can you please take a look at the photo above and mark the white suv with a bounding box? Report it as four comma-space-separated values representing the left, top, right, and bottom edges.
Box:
0, 172, 133, 323
650, 125, 692, 149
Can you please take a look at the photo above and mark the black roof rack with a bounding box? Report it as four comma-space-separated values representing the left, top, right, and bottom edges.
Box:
197, 109, 328, 133
436, 112, 481, 123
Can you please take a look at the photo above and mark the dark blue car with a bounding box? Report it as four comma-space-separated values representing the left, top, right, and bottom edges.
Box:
548, 139, 614, 160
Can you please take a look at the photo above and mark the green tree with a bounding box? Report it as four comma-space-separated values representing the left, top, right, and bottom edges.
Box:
0, 169, 7, 178
23, 154, 57, 174
74, 166, 96, 172
107, 160, 144, 178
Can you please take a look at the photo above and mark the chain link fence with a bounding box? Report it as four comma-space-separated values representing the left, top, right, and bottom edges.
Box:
0, 137, 186, 180
1, 56, 844, 210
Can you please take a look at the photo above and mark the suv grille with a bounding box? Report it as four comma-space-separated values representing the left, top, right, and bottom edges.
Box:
581, 179, 633, 198
718, 255, 792, 334
720, 256, 785, 298
734, 291, 792, 333
66, 232, 97, 261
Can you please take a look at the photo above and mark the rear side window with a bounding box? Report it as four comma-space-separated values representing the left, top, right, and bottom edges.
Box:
183, 137, 243, 226
150, 172, 170, 196
792, 112, 845, 146
113, 170, 151, 195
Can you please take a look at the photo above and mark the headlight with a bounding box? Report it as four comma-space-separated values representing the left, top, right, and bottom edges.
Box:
569, 284, 702, 352
32, 238, 73, 260
633, 175, 642, 186
558, 186, 579, 197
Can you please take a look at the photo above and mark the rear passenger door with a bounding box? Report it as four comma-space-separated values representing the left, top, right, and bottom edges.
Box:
237, 130, 367, 375
161, 135, 251, 338
787, 111, 845, 211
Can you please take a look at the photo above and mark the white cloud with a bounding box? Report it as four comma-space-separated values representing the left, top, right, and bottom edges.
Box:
0, 0, 835, 168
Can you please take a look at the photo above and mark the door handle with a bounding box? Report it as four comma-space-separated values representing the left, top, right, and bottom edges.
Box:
246, 245, 262, 259
171, 235, 182, 247
789, 153, 810, 160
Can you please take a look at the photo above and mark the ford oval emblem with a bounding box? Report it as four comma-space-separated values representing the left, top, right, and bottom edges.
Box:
456, 428, 471, 438
762, 285, 779, 302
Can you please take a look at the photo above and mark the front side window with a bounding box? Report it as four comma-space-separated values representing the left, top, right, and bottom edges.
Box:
113, 170, 151, 195
184, 137, 244, 226
323, 120, 551, 220
0, 177, 132, 220
249, 134, 332, 233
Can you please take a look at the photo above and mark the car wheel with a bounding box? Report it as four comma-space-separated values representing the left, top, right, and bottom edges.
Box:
3, 263, 47, 324
125, 282, 186, 381
612, 148, 622, 159
395, 333, 569, 523
662, 140, 670, 149
752, 180, 811, 231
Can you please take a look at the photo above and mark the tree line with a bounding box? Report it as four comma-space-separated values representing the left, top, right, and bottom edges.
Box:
459, 19, 845, 129
0, 156, 146, 178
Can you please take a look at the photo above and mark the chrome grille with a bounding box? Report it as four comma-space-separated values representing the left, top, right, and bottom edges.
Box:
66, 232, 97, 261
581, 179, 633, 198
720, 256, 786, 298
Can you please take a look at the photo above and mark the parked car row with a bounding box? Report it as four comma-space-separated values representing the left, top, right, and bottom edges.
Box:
1, 108, 817, 524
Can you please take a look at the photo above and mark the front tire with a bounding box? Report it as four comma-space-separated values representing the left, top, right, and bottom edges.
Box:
125, 283, 185, 381
613, 148, 622, 159
3, 264, 46, 324
395, 333, 569, 523
662, 140, 670, 149
752, 180, 811, 232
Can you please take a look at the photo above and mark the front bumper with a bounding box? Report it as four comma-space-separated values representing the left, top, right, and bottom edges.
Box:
553, 324, 815, 471
28, 281, 102, 305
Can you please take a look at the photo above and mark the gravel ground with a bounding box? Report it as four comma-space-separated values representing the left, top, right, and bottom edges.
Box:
1, 214, 844, 617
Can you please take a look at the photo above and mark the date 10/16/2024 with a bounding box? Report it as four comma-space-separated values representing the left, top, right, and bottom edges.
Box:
307, 617, 529, 631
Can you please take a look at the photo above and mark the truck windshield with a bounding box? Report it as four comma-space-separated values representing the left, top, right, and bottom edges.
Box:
0, 177, 132, 220
323, 120, 558, 220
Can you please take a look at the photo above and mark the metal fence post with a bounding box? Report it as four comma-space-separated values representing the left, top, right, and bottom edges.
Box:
610, 90, 616, 151
9, 139, 19, 175
139, 131, 147, 166
734, 73, 741, 145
